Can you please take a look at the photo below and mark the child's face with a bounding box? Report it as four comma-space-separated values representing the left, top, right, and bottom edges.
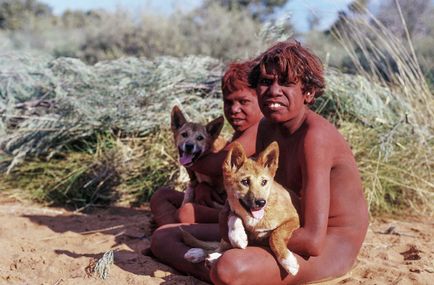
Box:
223, 88, 262, 133
256, 67, 311, 123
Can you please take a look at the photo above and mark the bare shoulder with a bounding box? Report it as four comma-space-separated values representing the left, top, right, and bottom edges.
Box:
304, 111, 339, 142
303, 110, 352, 156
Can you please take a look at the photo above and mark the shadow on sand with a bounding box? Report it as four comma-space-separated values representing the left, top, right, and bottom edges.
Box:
22, 205, 203, 284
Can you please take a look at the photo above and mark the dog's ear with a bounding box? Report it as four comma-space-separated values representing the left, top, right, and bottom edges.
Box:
223, 142, 246, 174
206, 116, 224, 140
171, 106, 187, 131
257, 141, 279, 177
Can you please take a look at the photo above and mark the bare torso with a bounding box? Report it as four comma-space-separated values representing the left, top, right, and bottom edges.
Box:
257, 110, 368, 231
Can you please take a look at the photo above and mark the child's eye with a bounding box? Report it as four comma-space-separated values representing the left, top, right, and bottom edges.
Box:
181, 132, 188, 138
278, 78, 293, 86
196, 135, 204, 141
240, 178, 249, 186
259, 78, 272, 85
261, 179, 267, 186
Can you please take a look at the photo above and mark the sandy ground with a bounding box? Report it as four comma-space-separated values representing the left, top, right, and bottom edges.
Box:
0, 198, 432, 285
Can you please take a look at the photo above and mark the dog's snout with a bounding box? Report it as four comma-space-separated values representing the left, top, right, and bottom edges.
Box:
185, 143, 195, 153
255, 199, 266, 208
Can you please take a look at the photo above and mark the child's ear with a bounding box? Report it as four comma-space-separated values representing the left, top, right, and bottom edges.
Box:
171, 105, 187, 131
304, 90, 315, 105
206, 116, 224, 140
257, 141, 279, 177
223, 142, 246, 174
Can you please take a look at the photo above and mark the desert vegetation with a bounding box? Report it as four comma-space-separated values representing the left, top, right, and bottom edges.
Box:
0, 0, 432, 215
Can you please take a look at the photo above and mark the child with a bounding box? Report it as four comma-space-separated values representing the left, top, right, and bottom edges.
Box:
150, 60, 263, 226
152, 40, 369, 285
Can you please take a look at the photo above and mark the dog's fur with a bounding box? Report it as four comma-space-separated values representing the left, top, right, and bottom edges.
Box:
183, 142, 300, 275
171, 105, 226, 206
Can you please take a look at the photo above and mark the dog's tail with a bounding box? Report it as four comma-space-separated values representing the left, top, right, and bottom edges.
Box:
179, 227, 220, 250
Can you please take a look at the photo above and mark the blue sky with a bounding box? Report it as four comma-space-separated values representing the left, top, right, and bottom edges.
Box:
39, 0, 365, 32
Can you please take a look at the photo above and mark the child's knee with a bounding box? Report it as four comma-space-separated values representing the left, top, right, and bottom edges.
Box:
150, 226, 177, 257
210, 251, 248, 285
177, 203, 195, 223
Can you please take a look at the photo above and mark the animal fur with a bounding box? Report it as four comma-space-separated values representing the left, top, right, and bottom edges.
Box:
170, 105, 226, 206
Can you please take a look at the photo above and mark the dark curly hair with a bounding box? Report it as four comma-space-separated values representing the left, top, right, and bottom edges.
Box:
249, 40, 325, 103
221, 60, 255, 97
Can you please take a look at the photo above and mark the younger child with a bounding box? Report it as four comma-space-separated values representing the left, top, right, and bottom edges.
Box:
150, 61, 262, 226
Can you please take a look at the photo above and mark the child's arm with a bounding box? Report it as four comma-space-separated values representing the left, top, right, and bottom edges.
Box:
287, 129, 332, 257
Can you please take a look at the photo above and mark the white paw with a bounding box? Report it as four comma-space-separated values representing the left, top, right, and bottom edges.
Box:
205, 252, 222, 268
184, 248, 207, 263
280, 250, 299, 276
207, 252, 222, 262
228, 215, 248, 249
228, 228, 248, 249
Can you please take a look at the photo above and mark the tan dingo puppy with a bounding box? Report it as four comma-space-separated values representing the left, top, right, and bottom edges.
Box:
183, 141, 300, 275
171, 105, 226, 206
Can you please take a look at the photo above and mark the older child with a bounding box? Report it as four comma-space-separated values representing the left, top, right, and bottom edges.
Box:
210, 40, 369, 284
152, 40, 369, 285
150, 61, 262, 226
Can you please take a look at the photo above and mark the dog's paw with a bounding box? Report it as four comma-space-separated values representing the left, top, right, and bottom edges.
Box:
228, 215, 248, 249
228, 229, 248, 249
204, 252, 222, 268
279, 250, 299, 276
184, 248, 207, 263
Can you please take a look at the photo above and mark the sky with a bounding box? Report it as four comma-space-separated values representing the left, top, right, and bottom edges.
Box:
39, 0, 366, 32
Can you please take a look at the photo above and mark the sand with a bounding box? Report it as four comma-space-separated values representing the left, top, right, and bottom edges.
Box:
0, 198, 432, 285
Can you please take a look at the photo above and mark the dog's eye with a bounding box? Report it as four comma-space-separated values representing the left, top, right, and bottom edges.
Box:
181, 132, 188, 138
261, 179, 267, 186
240, 178, 249, 186
196, 135, 204, 141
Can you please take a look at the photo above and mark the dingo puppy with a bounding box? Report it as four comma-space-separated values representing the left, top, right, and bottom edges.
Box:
183, 141, 300, 275
171, 105, 226, 207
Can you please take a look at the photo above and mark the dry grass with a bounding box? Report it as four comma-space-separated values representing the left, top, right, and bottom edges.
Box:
0, 7, 432, 215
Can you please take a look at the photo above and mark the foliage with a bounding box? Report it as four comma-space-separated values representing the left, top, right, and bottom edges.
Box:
339, 121, 433, 215
0, 54, 224, 173
324, 0, 434, 88
203, 0, 290, 21
0, 0, 432, 215
330, 5, 434, 130
376, 0, 432, 40
0, 0, 52, 30
2, 130, 181, 209
1, 52, 432, 214
0, 2, 267, 64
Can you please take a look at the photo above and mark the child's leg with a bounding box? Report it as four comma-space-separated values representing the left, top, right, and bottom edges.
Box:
150, 223, 220, 283
178, 202, 221, 224
150, 187, 183, 227
210, 229, 360, 285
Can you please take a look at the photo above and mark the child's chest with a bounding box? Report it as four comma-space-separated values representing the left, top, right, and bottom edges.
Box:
274, 139, 303, 192
259, 126, 305, 191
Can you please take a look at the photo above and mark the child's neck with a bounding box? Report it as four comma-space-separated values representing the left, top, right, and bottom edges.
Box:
280, 106, 309, 136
